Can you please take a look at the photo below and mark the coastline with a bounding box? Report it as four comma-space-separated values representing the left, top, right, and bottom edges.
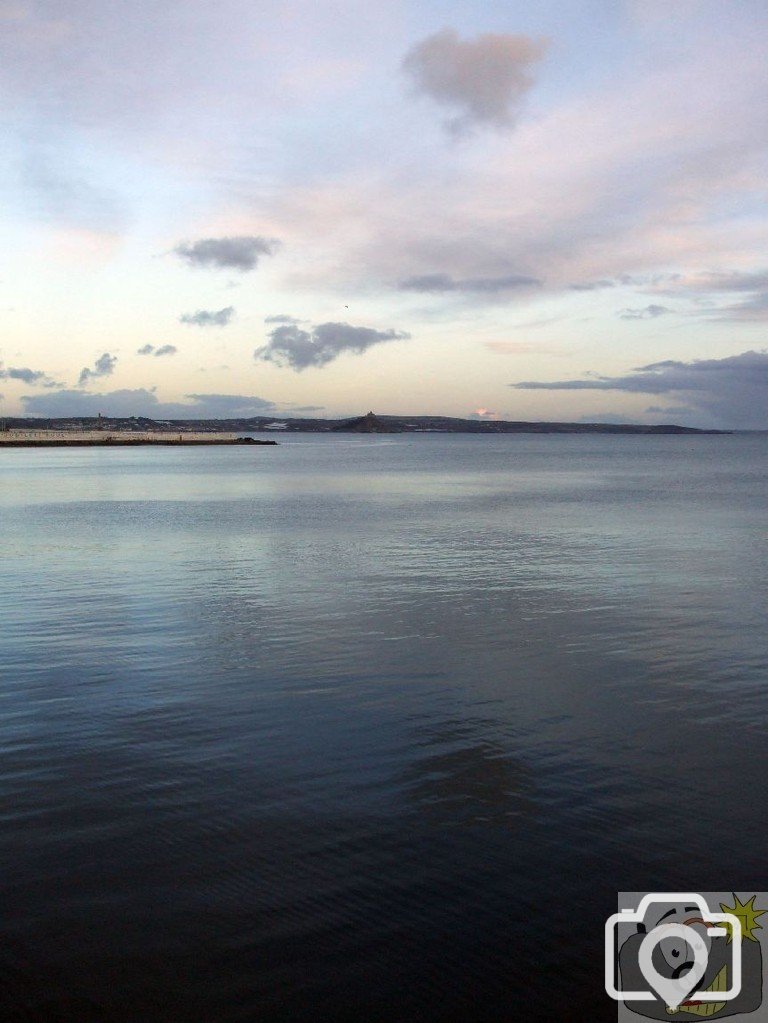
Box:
0, 414, 730, 437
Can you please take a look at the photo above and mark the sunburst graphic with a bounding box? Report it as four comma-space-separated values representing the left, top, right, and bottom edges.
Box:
719, 893, 766, 943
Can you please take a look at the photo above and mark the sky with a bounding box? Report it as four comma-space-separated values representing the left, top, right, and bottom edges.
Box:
1, 0, 767, 427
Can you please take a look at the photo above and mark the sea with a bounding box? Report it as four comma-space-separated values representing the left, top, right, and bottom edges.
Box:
1, 432, 766, 1022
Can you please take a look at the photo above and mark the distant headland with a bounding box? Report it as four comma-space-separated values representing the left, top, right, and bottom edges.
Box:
0, 411, 728, 439
329, 412, 728, 435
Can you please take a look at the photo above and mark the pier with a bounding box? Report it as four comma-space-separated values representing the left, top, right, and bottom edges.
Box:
0, 430, 276, 447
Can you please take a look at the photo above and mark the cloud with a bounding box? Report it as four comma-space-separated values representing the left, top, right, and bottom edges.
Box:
402, 28, 547, 134
511, 349, 768, 428
569, 280, 616, 291
21, 388, 276, 419
18, 146, 127, 233
78, 352, 116, 387
254, 320, 410, 370
643, 270, 768, 320
179, 393, 274, 417
645, 405, 697, 416
714, 292, 768, 321
274, 25, 766, 308
264, 314, 303, 324
618, 304, 672, 320
173, 236, 278, 272
468, 408, 500, 420
0, 365, 55, 386
137, 342, 177, 357
671, 270, 768, 294
180, 306, 235, 327
570, 274, 681, 293
398, 272, 540, 293
577, 412, 634, 424
697, 273, 768, 321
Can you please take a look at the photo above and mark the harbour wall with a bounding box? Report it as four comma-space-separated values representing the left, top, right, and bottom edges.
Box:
0, 430, 249, 446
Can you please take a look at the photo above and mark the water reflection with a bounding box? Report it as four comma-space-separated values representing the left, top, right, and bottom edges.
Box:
400, 723, 534, 828
0, 435, 766, 1020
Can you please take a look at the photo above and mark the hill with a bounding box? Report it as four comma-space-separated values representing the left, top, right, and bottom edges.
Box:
1, 413, 728, 435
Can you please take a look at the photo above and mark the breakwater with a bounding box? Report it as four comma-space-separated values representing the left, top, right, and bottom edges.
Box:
0, 430, 276, 446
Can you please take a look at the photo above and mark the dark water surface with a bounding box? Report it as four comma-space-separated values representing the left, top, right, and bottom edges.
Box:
1, 434, 766, 1021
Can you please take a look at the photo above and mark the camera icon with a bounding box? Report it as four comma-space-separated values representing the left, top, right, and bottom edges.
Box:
605, 893, 746, 1015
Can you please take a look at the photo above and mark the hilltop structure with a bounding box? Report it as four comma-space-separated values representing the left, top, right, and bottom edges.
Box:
332, 412, 401, 433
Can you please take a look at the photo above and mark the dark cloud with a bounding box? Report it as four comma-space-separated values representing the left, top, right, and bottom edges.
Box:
398, 272, 540, 293
679, 270, 768, 294
569, 274, 682, 292
569, 280, 616, 291
511, 349, 768, 428
680, 272, 768, 322
399, 274, 456, 292
78, 352, 117, 387
710, 291, 768, 322
21, 388, 276, 419
255, 320, 410, 370
618, 304, 672, 320
402, 28, 547, 134
0, 365, 55, 386
180, 393, 274, 416
648, 270, 768, 320
138, 342, 184, 357
180, 307, 235, 327
173, 236, 278, 272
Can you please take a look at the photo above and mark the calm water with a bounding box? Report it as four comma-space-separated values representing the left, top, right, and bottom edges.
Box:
1, 434, 766, 1022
